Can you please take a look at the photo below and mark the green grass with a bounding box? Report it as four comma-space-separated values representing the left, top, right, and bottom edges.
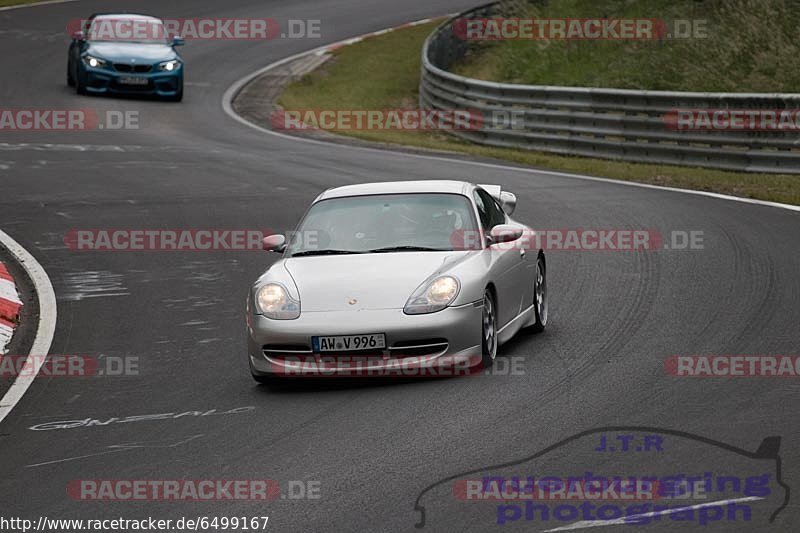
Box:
454, 0, 800, 92
0, 0, 48, 7
278, 20, 800, 206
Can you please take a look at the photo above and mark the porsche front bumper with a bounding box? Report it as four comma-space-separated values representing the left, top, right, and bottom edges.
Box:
247, 302, 483, 378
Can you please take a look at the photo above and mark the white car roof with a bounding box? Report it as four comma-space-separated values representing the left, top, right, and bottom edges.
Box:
317, 180, 473, 201
93, 14, 163, 23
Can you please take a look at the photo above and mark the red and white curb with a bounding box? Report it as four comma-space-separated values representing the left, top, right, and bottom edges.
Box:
0, 229, 57, 425
0, 262, 22, 355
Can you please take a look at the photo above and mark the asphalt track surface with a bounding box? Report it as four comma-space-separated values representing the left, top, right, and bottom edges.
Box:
0, 1, 798, 531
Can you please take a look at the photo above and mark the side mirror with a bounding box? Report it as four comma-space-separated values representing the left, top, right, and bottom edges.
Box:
72, 31, 86, 41
262, 234, 286, 252
488, 224, 523, 245
171, 36, 185, 46
499, 191, 517, 216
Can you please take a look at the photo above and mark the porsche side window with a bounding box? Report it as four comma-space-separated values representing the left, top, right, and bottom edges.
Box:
473, 190, 491, 230
476, 189, 506, 229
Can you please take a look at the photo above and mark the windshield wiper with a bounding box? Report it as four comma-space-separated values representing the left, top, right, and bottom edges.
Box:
290, 249, 364, 257
367, 246, 450, 253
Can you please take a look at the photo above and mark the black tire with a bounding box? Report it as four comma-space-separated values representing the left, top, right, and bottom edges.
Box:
67, 61, 75, 87
76, 73, 87, 95
529, 253, 548, 333
480, 289, 498, 368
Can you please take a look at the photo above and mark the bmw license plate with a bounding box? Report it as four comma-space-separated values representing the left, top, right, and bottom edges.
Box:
313, 334, 386, 352
118, 76, 148, 85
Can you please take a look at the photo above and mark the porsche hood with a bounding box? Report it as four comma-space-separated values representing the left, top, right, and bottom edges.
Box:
283, 252, 467, 312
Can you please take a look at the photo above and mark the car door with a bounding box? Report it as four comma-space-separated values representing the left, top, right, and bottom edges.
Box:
474, 188, 526, 328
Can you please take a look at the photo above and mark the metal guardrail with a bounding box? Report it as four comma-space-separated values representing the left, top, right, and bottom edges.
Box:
419, 2, 800, 173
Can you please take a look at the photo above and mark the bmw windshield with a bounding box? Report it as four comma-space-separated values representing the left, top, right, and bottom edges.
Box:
286, 193, 478, 256
88, 17, 169, 44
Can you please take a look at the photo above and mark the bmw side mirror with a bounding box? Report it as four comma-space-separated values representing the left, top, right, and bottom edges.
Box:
499, 191, 517, 216
171, 36, 185, 47
488, 224, 523, 245
72, 31, 86, 41
262, 234, 286, 253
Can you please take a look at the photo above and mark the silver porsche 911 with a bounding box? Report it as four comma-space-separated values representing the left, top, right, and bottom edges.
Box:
246, 180, 547, 381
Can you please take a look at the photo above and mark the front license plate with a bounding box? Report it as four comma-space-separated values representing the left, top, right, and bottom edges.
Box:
118, 76, 148, 85
313, 334, 386, 352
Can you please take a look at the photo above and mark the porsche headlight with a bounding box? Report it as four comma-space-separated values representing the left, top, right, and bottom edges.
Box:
403, 276, 460, 315
158, 60, 181, 71
256, 283, 300, 319
82, 55, 107, 68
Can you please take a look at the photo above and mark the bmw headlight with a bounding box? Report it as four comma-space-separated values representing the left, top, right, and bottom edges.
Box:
82, 55, 107, 68
158, 60, 181, 71
256, 283, 300, 320
404, 276, 460, 315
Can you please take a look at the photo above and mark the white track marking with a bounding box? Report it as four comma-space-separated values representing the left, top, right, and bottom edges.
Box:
26, 434, 204, 468
542, 496, 764, 531
0, 230, 57, 425
221, 23, 800, 213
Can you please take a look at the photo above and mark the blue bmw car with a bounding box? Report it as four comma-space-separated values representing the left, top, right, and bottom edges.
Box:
68, 14, 184, 101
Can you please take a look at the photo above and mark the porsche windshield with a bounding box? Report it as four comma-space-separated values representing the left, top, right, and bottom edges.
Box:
287, 193, 478, 256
